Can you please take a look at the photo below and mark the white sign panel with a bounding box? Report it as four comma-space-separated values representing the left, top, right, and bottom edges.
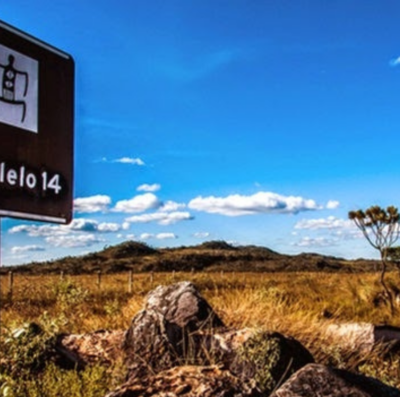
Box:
0, 43, 38, 133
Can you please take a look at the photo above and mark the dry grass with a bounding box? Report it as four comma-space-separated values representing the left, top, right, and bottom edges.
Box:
1, 270, 400, 392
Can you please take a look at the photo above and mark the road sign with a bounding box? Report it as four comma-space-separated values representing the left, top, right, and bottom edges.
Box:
0, 21, 74, 224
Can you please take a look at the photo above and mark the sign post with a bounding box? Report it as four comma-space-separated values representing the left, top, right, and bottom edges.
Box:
0, 20, 74, 224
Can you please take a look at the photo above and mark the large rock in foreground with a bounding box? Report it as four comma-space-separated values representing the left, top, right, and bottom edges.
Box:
123, 281, 225, 375
271, 363, 400, 397
118, 281, 314, 395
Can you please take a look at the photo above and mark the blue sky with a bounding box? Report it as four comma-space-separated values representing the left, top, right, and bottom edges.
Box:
2, 1, 400, 265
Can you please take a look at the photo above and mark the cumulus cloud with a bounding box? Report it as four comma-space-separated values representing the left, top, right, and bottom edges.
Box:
11, 245, 45, 254
326, 200, 340, 209
140, 232, 177, 240
293, 216, 363, 243
74, 195, 111, 213
69, 218, 99, 232
137, 183, 161, 192
45, 234, 103, 248
126, 211, 193, 225
292, 236, 338, 248
122, 222, 130, 230
139, 233, 153, 240
389, 57, 400, 67
188, 192, 321, 216
10, 219, 123, 237
159, 200, 186, 212
157, 233, 178, 240
8, 218, 126, 249
294, 216, 354, 231
114, 193, 162, 213
97, 222, 121, 233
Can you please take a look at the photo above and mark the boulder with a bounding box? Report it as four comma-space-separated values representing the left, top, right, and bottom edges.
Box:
207, 328, 314, 394
271, 363, 400, 397
56, 330, 124, 369
326, 323, 400, 354
104, 365, 262, 397
122, 281, 225, 375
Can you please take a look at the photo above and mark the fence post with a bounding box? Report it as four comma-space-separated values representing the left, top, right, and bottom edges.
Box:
8, 271, 13, 300
97, 271, 102, 288
128, 270, 133, 293
150, 271, 154, 286
60, 271, 65, 281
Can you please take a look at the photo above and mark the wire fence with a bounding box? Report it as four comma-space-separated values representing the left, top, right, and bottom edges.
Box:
0, 269, 234, 304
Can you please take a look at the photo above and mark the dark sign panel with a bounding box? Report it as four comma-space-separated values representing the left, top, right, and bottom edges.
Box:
0, 21, 74, 224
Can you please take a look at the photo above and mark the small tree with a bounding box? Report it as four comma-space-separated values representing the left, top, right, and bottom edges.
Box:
387, 246, 400, 270
348, 205, 400, 313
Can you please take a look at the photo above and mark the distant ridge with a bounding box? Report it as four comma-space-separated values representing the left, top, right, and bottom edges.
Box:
1, 240, 382, 275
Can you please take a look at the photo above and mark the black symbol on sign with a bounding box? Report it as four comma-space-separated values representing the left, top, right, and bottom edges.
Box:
0, 54, 29, 122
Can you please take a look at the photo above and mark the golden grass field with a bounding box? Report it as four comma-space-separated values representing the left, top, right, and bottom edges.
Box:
1, 271, 400, 395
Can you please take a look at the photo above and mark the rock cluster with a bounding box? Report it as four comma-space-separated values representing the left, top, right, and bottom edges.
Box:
53, 281, 400, 397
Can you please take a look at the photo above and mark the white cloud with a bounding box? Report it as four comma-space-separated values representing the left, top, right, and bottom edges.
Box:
122, 222, 130, 230
139, 233, 153, 240
74, 195, 111, 213
45, 234, 103, 248
188, 192, 321, 216
140, 232, 177, 240
126, 211, 193, 225
193, 232, 211, 239
294, 216, 354, 231
326, 200, 340, 209
137, 183, 161, 192
156, 233, 178, 240
9, 224, 60, 237
114, 193, 162, 213
292, 236, 338, 248
9, 218, 123, 237
114, 157, 145, 165
69, 218, 99, 232
11, 245, 45, 254
293, 216, 363, 242
159, 200, 186, 212
97, 222, 121, 233
389, 57, 400, 67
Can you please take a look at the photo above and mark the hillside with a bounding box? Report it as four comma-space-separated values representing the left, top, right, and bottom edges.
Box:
0, 240, 384, 275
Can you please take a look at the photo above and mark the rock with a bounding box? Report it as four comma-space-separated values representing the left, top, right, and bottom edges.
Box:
326, 322, 400, 354
123, 281, 225, 376
105, 365, 262, 397
122, 282, 313, 391
207, 328, 314, 394
56, 330, 125, 369
271, 363, 400, 397
143, 281, 224, 330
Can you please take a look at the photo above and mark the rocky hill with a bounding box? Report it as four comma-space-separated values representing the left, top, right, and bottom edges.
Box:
0, 240, 383, 275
